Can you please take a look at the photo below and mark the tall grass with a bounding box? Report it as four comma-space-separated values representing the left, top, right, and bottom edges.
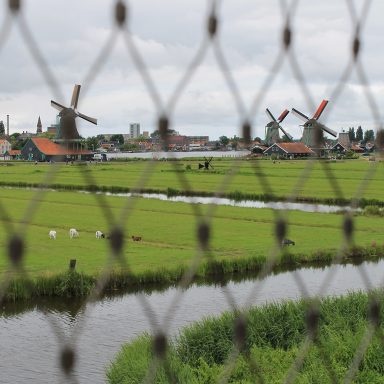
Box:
107, 290, 384, 383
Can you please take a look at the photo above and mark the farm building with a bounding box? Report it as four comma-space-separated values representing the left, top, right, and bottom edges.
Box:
264, 142, 314, 159
5, 149, 21, 160
330, 142, 365, 154
21, 137, 93, 162
251, 143, 268, 154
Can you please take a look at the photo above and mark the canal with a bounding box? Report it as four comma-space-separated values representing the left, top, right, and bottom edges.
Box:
1, 259, 383, 383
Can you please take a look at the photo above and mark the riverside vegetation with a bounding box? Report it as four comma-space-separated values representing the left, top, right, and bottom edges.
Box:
107, 290, 384, 383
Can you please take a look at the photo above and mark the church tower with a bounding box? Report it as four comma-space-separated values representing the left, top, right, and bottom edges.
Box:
36, 116, 42, 134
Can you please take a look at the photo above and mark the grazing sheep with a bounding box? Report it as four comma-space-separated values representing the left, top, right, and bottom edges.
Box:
69, 228, 79, 238
131, 236, 142, 242
96, 230, 105, 239
49, 230, 57, 240
282, 238, 295, 246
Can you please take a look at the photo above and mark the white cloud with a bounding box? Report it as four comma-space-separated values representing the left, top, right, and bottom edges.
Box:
0, 0, 383, 140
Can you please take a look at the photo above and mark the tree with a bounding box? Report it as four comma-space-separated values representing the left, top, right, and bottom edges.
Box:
281, 134, 291, 142
86, 136, 99, 151
110, 134, 125, 145
12, 138, 27, 150
363, 129, 375, 143
356, 126, 363, 141
219, 135, 229, 146
348, 127, 355, 141
0, 121, 5, 136
150, 129, 176, 138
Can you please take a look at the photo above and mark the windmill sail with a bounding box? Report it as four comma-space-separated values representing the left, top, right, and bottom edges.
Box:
70, 84, 81, 109
265, 108, 277, 122
291, 108, 309, 123
313, 100, 328, 120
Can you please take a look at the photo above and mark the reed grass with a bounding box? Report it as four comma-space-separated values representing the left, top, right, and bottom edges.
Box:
107, 290, 384, 383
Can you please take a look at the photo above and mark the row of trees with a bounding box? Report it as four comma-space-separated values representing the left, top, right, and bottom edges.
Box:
348, 126, 375, 144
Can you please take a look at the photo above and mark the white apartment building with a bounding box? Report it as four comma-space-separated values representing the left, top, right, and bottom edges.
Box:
130, 123, 140, 138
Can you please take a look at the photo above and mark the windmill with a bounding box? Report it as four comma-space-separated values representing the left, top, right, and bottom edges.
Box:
51, 84, 97, 140
291, 100, 337, 148
264, 108, 292, 146
198, 156, 214, 170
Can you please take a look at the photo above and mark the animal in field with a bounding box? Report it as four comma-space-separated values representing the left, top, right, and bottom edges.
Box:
49, 230, 57, 240
69, 228, 79, 238
282, 238, 295, 246
131, 236, 142, 242
96, 230, 105, 239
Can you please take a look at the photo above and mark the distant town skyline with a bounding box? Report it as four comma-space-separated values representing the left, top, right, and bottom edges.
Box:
0, 1, 383, 140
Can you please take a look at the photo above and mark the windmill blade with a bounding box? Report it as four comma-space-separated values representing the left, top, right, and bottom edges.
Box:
51, 100, 66, 112
313, 99, 328, 120
70, 84, 81, 109
265, 108, 277, 122
291, 108, 309, 123
277, 109, 289, 123
279, 125, 293, 141
320, 124, 337, 137
77, 112, 97, 125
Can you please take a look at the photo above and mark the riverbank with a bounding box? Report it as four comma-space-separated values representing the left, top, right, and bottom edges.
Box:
107, 289, 384, 383
3, 244, 384, 302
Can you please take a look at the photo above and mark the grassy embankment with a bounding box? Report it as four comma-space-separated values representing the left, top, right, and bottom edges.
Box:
1, 187, 384, 301
0, 158, 383, 206
107, 290, 384, 383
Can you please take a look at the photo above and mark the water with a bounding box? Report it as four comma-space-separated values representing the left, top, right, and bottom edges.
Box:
1, 259, 384, 384
106, 150, 250, 159
101, 192, 356, 213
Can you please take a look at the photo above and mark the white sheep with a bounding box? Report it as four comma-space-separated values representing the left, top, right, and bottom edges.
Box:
95, 230, 104, 239
69, 228, 79, 238
49, 230, 57, 240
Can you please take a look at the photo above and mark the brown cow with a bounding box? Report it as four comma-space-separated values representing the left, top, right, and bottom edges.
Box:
132, 236, 142, 241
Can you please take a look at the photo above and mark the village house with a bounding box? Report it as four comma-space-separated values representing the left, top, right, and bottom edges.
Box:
0, 139, 11, 156
264, 142, 314, 159
21, 137, 93, 162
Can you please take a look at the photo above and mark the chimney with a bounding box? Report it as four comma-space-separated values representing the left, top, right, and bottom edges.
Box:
6, 114, 9, 136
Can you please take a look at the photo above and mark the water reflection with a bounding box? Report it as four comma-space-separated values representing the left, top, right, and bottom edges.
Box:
98, 192, 356, 213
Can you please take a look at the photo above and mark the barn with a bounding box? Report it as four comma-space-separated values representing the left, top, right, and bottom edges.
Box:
264, 142, 314, 159
21, 137, 93, 162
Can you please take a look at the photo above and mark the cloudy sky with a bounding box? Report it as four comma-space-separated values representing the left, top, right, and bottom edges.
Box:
0, 0, 383, 140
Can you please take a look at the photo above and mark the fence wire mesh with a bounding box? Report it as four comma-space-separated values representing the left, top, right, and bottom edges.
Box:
1, 0, 384, 383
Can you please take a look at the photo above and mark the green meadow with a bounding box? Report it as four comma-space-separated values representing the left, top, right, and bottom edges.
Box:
0, 158, 383, 203
0, 187, 383, 278
1, 158, 384, 299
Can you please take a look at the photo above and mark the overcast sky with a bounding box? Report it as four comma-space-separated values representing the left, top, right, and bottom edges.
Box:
0, 0, 383, 140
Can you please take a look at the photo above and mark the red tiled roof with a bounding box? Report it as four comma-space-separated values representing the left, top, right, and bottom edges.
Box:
7, 149, 21, 155
351, 145, 365, 152
274, 142, 314, 154
32, 138, 92, 155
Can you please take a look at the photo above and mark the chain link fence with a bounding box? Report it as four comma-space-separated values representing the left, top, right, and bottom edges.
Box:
1, 0, 384, 383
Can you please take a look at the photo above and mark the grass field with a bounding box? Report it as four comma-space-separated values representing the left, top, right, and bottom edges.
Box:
0, 158, 383, 204
107, 290, 384, 383
0, 187, 383, 279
